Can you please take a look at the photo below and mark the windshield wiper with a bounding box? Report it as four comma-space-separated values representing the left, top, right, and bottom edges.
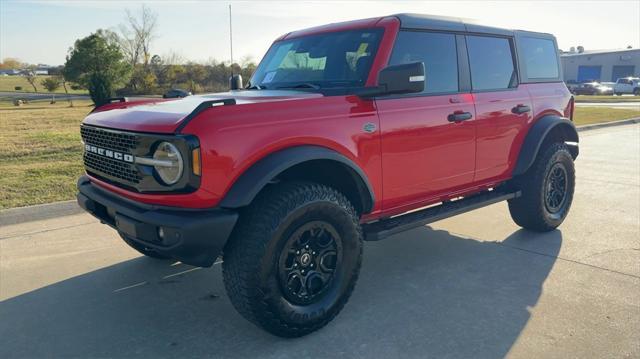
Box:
246, 84, 266, 90
277, 83, 321, 90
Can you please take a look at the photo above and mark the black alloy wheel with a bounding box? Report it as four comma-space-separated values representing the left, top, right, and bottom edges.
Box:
544, 163, 568, 215
278, 221, 341, 305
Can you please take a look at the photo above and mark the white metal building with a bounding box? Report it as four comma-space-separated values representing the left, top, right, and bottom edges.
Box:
560, 48, 640, 83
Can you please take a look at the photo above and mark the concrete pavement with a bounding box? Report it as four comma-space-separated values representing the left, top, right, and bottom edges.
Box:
575, 101, 640, 110
1, 124, 639, 358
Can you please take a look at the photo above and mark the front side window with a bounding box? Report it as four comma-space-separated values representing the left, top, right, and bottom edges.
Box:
250, 29, 383, 89
520, 37, 559, 79
389, 31, 459, 94
467, 35, 517, 91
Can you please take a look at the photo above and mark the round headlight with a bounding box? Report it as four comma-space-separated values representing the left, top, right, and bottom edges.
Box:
153, 142, 183, 185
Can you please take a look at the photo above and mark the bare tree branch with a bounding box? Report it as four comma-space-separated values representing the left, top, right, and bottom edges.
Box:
121, 5, 157, 67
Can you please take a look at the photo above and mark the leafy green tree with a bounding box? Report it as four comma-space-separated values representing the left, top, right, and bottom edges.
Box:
63, 30, 131, 106
41, 77, 60, 103
181, 62, 207, 93
160, 64, 185, 88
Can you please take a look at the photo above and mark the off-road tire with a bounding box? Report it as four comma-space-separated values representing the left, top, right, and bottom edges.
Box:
120, 233, 172, 259
222, 181, 363, 337
508, 143, 575, 232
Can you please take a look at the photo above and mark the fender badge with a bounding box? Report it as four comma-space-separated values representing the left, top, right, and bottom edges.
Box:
363, 122, 377, 133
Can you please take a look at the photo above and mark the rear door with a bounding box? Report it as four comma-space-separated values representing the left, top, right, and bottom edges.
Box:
467, 35, 533, 183
376, 31, 476, 211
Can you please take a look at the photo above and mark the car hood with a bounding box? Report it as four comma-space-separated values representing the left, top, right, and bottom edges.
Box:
83, 90, 323, 133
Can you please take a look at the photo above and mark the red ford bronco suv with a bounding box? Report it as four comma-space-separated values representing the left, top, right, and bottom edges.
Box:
77, 14, 578, 337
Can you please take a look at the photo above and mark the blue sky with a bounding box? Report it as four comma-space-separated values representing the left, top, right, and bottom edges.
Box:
1, 0, 639, 66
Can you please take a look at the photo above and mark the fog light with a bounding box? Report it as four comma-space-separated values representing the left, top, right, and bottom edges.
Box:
158, 227, 165, 240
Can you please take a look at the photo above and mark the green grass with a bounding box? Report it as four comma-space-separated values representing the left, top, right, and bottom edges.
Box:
0, 101, 638, 209
573, 95, 639, 103
0, 100, 93, 209
0, 75, 87, 94
573, 107, 639, 126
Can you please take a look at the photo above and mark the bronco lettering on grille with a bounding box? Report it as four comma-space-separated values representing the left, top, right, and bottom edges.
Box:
85, 144, 134, 163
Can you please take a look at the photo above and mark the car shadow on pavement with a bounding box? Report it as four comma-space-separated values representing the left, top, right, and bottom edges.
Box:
0, 227, 562, 358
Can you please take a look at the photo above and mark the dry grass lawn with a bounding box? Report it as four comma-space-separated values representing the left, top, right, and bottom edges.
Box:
0, 101, 638, 209
573, 107, 639, 126
0, 101, 93, 209
0, 75, 87, 94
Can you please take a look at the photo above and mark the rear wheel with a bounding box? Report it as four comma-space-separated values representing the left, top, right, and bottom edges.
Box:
508, 143, 575, 232
633, 88, 640, 96
223, 182, 363, 337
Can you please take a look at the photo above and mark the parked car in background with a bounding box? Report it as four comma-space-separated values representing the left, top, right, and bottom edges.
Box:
565, 80, 580, 93
614, 77, 640, 95
571, 82, 613, 95
162, 88, 192, 98
595, 82, 614, 95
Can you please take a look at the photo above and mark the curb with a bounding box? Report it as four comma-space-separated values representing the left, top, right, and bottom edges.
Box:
576, 117, 640, 132
1, 117, 637, 226
0, 200, 83, 227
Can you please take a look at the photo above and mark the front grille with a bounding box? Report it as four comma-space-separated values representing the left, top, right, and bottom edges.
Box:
84, 152, 142, 183
80, 126, 139, 153
81, 125, 141, 185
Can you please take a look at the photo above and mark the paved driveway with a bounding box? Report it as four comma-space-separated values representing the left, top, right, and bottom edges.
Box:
575, 101, 640, 110
1, 124, 638, 358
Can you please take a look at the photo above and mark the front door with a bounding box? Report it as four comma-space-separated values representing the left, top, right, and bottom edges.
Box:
376, 30, 476, 212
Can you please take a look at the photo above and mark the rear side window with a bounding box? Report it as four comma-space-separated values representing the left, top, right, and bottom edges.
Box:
389, 31, 459, 94
467, 35, 517, 91
520, 37, 559, 79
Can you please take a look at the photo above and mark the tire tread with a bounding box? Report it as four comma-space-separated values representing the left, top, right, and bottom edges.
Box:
222, 181, 362, 337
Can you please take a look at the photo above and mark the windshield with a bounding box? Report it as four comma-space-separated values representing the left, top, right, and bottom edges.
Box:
250, 29, 383, 90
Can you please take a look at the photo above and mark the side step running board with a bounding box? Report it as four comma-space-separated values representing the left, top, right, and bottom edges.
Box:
363, 189, 521, 241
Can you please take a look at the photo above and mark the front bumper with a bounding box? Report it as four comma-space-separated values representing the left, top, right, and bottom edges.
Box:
77, 176, 238, 267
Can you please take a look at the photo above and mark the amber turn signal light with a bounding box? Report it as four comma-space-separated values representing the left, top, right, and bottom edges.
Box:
192, 148, 201, 176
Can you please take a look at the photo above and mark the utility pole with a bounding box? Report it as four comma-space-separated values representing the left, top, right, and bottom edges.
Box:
229, 4, 234, 74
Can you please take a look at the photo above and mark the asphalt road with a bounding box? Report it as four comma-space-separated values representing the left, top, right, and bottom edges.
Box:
575, 101, 640, 110
0, 91, 90, 101
1, 124, 639, 358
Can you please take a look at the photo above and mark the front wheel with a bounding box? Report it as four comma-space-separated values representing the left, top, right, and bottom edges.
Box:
508, 143, 575, 232
222, 182, 363, 337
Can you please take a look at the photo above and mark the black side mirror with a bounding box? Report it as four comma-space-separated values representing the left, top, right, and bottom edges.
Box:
356, 62, 425, 98
229, 74, 243, 90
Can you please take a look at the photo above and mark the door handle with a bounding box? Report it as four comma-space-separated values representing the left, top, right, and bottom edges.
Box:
447, 111, 473, 122
512, 104, 531, 114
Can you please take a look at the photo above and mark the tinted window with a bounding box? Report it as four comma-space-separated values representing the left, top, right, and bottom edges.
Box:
389, 31, 458, 94
520, 37, 559, 79
467, 36, 517, 91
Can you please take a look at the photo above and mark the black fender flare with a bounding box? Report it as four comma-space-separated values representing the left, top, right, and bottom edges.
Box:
219, 145, 375, 213
513, 115, 579, 176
